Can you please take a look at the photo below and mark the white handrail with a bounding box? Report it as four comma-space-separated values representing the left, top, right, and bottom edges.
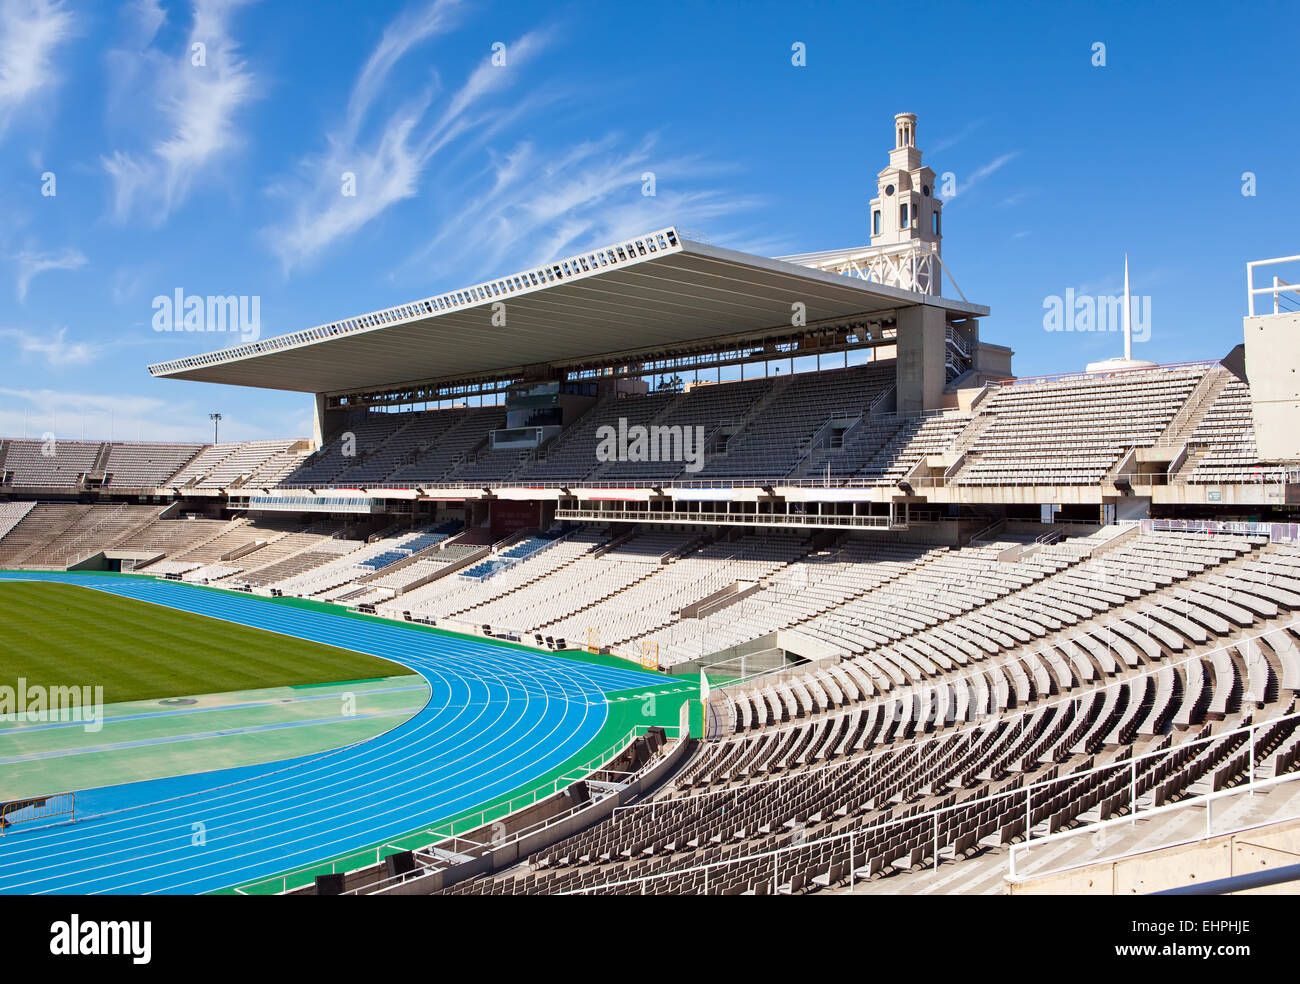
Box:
1007, 764, 1300, 884
1246, 254, 1300, 316
569, 707, 1300, 896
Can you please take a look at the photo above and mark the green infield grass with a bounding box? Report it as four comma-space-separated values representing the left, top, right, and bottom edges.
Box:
0, 581, 415, 704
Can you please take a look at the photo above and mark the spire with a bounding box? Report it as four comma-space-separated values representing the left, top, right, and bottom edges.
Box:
1085, 252, 1155, 373
1123, 253, 1132, 361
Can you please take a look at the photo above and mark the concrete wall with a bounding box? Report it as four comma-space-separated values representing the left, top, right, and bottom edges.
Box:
974, 340, 1013, 379
1243, 312, 1300, 461
1010, 814, 1300, 895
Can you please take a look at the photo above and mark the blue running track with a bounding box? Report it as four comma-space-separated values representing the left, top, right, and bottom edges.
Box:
0, 573, 665, 894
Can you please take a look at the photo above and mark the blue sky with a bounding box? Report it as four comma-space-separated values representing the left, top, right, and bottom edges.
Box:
1, 0, 1296, 443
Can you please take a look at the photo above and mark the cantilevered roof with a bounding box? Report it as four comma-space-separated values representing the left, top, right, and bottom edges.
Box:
148, 227, 988, 395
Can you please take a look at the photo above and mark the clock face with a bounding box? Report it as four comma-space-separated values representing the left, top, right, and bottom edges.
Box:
923, 185, 931, 196
885, 184, 895, 196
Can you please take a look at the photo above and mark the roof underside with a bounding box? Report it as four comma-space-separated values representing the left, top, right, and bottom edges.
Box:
148, 227, 987, 395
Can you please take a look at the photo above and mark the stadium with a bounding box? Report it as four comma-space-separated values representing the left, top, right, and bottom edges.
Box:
2, 101, 1298, 901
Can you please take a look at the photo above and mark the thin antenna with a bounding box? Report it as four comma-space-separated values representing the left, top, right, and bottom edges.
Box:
1123, 253, 1132, 362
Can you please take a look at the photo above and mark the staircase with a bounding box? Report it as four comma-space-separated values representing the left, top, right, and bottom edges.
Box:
1160, 367, 1233, 485
1157, 366, 1229, 450
81, 442, 112, 489
706, 374, 795, 461
933, 408, 995, 484
584, 389, 693, 481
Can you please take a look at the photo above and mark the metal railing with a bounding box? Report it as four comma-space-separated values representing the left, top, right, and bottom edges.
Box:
566, 705, 1300, 896
1144, 517, 1300, 544
0, 792, 75, 836
983, 359, 1219, 391
554, 507, 894, 529
1008, 763, 1300, 885
1246, 254, 1300, 316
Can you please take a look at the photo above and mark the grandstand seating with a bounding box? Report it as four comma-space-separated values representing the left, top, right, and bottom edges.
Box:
264, 522, 461, 597
0, 503, 163, 566
103, 443, 203, 488
698, 364, 895, 479
546, 531, 813, 648
953, 367, 1204, 485
205, 524, 348, 587
379, 526, 610, 619
414, 529, 698, 634
195, 441, 301, 488
117, 515, 235, 557
517, 392, 677, 482
0, 501, 35, 542
1, 440, 103, 488
593, 379, 771, 481
1186, 376, 1263, 484
459, 531, 564, 579
0, 504, 94, 565
3, 361, 1271, 497
384, 408, 507, 484
0, 362, 1283, 498
830, 411, 969, 483
434, 530, 1300, 896
158, 441, 303, 489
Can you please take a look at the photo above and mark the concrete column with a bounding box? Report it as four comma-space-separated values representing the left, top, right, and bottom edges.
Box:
312, 393, 327, 451
895, 304, 947, 412
1244, 313, 1300, 460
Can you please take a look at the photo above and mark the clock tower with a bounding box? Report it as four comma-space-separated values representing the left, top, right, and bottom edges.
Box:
869, 113, 942, 256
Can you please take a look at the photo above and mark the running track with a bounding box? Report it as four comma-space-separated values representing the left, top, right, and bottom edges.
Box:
0, 573, 666, 894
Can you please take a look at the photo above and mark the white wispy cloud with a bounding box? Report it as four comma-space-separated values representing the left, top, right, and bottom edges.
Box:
947, 151, 1020, 201
0, 0, 75, 140
11, 245, 86, 300
404, 135, 761, 282
344, 0, 463, 139
264, 3, 554, 273
265, 4, 759, 282
102, 0, 258, 224
930, 118, 985, 154
0, 325, 97, 367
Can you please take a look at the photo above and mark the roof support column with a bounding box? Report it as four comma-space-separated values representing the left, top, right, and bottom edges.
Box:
896, 304, 947, 412
312, 393, 327, 452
